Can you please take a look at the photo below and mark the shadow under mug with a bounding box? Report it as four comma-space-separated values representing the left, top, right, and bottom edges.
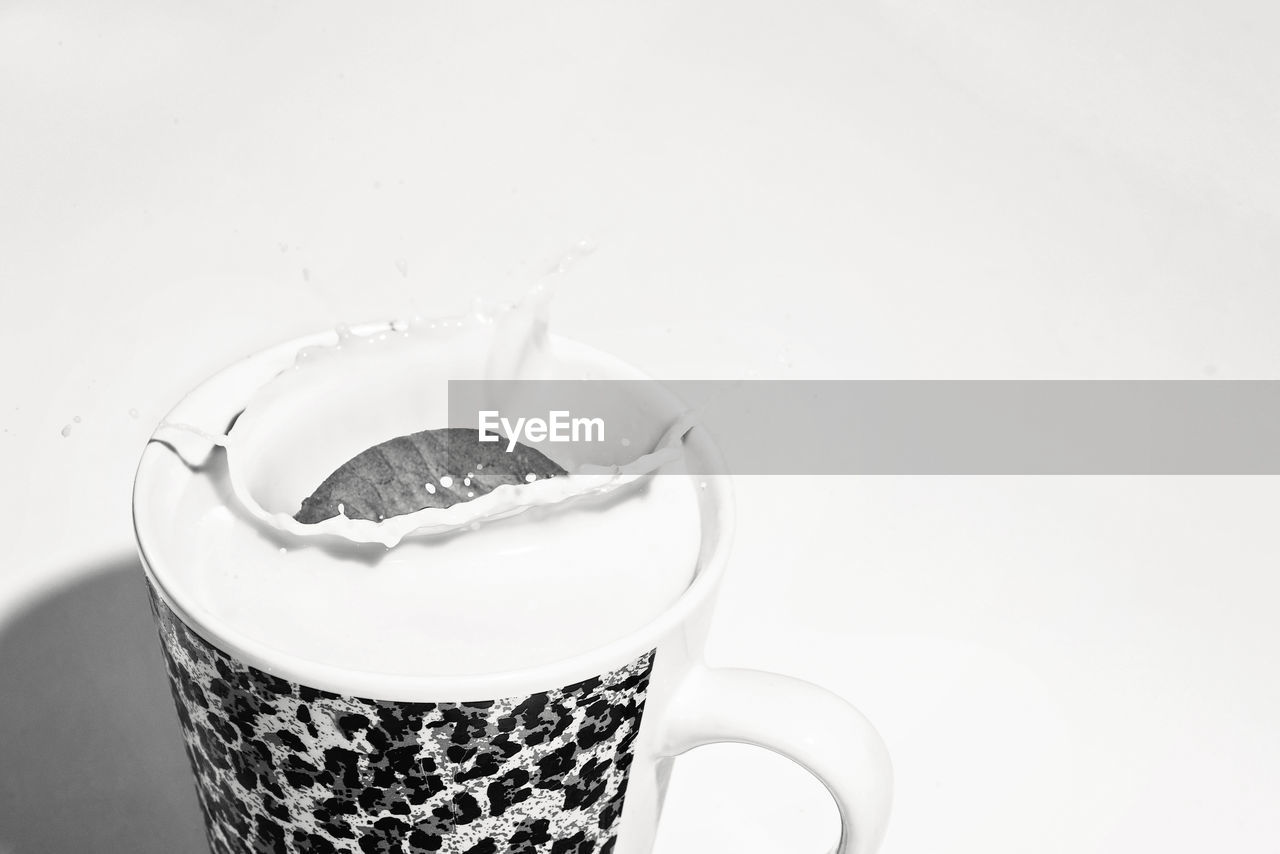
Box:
133, 328, 893, 854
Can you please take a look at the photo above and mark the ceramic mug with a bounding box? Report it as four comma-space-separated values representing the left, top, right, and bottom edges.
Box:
133, 329, 893, 854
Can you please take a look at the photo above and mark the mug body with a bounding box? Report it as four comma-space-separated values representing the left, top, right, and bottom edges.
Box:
143, 578, 719, 854
134, 328, 733, 854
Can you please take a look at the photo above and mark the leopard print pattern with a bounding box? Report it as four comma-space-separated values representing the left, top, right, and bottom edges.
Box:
146, 582, 654, 854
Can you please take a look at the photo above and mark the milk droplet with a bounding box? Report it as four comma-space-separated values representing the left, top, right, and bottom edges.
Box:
60, 424, 72, 437
620, 437, 632, 447
549, 239, 598, 274
524, 473, 537, 483
439, 476, 454, 488
424, 483, 436, 494
279, 547, 287, 555
463, 477, 471, 487
471, 297, 499, 323
73, 415, 82, 423
466, 491, 474, 498
337, 502, 346, 516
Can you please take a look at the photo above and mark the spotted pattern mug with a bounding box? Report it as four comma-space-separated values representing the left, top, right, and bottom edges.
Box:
133, 330, 893, 854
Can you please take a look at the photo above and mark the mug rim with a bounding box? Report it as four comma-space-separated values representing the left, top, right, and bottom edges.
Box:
132, 323, 735, 702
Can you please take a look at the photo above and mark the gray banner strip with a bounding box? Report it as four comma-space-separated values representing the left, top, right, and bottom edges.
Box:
447, 380, 1280, 474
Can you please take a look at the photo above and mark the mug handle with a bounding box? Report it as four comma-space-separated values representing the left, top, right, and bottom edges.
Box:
658, 666, 894, 854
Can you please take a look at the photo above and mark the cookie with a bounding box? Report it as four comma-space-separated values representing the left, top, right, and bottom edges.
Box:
294, 427, 566, 524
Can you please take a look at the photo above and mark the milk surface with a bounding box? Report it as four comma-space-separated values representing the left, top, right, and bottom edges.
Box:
140, 300, 703, 677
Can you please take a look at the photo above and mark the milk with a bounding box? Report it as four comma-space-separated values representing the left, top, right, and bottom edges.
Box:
139, 299, 703, 677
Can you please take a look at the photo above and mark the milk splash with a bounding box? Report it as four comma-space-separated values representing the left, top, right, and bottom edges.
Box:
153, 276, 692, 548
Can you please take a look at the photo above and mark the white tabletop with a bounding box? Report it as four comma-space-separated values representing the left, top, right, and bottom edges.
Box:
2, 2, 1278, 852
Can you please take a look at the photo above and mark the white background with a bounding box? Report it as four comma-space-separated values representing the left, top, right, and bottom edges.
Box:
3, 1, 1279, 852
